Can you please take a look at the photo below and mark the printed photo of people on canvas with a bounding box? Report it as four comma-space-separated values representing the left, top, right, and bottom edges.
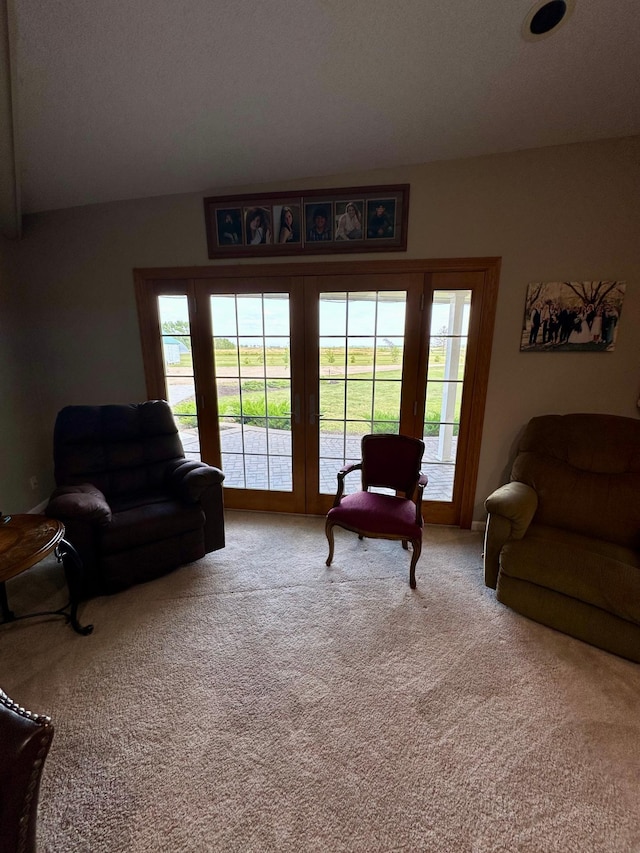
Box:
521, 281, 625, 352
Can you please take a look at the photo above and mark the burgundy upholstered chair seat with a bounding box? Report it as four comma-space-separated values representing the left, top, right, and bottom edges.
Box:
325, 433, 428, 588
327, 492, 422, 540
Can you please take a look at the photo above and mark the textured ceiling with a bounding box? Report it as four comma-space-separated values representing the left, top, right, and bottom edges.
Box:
12, 0, 640, 214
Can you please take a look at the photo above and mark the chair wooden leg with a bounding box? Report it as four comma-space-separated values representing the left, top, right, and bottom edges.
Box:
402, 540, 408, 550
409, 538, 422, 589
358, 534, 364, 540
325, 519, 335, 566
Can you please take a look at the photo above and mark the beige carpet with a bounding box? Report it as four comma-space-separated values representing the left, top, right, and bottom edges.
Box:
1, 511, 639, 853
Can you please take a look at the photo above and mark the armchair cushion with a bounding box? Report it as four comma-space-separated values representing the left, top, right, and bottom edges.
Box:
512, 451, 640, 549
500, 524, 640, 625
328, 492, 421, 539
100, 499, 204, 555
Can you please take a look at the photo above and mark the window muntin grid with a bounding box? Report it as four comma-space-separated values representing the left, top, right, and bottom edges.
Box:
318, 291, 406, 496
158, 295, 200, 460
212, 293, 292, 491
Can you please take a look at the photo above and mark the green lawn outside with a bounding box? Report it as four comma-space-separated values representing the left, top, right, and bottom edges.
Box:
172, 346, 463, 435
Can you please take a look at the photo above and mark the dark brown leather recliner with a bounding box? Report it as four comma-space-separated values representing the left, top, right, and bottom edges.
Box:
0, 688, 54, 853
45, 401, 225, 595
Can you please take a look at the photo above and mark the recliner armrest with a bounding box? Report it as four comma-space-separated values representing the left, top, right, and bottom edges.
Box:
483, 482, 538, 589
166, 460, 225, 504
485, 482, 538, 537
46, 483, 112, 526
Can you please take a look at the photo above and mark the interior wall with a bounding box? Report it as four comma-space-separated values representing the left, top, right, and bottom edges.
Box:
13, 135, 640, 518
0, 234, 44, 510
0, 0, 20, 239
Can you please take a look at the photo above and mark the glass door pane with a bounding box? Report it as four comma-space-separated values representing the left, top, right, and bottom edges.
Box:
422, 290, 471, 501
211, 293, 293, 492
318, 291, 407, 496
158, 295, 200, 459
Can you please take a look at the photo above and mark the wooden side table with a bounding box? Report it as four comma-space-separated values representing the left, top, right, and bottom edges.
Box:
0, 514, 93, 635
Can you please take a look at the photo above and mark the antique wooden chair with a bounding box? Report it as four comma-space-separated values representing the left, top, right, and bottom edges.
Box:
325, 433, 428, 588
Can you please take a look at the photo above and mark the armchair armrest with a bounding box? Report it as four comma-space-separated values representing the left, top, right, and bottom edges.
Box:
333, 462, 362, 507
166, 459, 225, 504
483, 482, 538, 589
485, 482, 538, 536
46, 483, 112, 526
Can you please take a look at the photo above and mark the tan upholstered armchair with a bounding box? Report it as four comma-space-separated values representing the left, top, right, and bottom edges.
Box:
484, 413, 640, 663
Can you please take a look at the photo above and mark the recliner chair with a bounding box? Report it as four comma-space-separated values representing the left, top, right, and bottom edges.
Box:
46, 401, 225, 595
484, 413, 640, 662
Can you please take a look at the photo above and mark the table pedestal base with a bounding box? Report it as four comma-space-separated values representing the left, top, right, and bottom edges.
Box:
0, 538, 93, 636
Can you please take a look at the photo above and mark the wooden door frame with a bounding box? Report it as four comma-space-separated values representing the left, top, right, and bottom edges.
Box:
134, 257, 500, 527
302, 272, 425, 516
412, 270, 497, 526
193, 275, 307, 513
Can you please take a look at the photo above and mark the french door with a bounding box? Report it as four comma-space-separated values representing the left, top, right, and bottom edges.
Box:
302, 274, 422, 515
135, 258, 499, 526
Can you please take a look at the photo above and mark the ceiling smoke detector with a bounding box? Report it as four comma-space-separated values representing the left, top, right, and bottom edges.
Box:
522, 0, 575, 41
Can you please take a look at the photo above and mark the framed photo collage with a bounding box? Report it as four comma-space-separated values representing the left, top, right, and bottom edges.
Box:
203, 184, 409, 259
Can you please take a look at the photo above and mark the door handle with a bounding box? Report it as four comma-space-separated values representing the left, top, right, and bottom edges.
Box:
283, 395, 301, 424
309, 395, 324, 426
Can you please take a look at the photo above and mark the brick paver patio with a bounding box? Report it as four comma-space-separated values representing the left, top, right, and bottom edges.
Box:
180, 425, 455, 501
